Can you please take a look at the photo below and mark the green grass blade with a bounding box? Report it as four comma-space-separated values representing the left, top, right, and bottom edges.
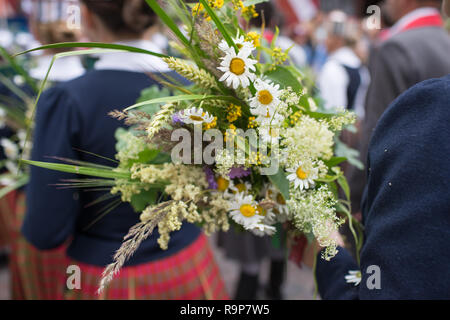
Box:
0, 73, 33, 105
13, 42, 168, 59
125, 94, 245, 111
0, 174, 29, 199
47, 156, 116, 170
21, 160, 130, 179
0, 46, 38, 93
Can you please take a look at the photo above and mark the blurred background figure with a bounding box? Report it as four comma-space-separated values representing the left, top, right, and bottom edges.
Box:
250, 2, 308, 68
0, 0, 85, 300
22, 0, 227, 300
318, 10, 370, 119
26, 0, 84, 82
348, 0, 450, 216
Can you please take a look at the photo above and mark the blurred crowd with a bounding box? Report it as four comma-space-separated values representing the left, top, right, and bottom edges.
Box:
0, 0, 449, 300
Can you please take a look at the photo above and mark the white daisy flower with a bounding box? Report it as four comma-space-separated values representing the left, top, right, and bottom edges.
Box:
258, 125, 282, 145
345, 270, 362, 286
229, 193, 263, 229
218, 50, 257, 89
256, 204, 277, 225
251, 223, 277, 237
286, 161, 318, 191
249, 79, 282, 112
1, 138, 19, 160
180, 107, 214, 125
216, 176, 237, 200
218, 35, 255, 55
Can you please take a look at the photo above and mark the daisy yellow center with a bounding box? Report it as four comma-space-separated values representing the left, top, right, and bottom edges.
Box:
230, 58, 246, 75
296, 167, 308, 180
217, 177, 229, 192
240, 204, 256, 217
276, 193, 286, 205
256, 205, 266, 216
190, 115, 204, 121
258, 90, 273, 105
233, 183, 247, 194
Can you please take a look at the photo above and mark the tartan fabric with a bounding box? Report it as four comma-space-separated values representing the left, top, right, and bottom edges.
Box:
65, 234, 229, 300
0, 190, 15, 247
7, 191, 69, 300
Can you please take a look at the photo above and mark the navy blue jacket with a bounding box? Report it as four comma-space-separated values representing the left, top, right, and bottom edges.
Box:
22, 69, 200, 267
316, 74, 450, 299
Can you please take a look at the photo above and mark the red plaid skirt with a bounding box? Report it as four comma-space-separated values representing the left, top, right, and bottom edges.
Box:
6, 191, 69, 300
0, 189, 15, 248
65, 234, 229, 300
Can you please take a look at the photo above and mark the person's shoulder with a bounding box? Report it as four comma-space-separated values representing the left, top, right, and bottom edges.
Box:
389, 26, 449, 42
374, 75, 450, 143
390, 74, 450, 112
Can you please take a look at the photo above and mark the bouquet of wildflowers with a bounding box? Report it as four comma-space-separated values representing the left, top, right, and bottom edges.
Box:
17, 0, 362, 292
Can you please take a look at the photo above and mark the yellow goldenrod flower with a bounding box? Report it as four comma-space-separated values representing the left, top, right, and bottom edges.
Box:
246, 31, 261, 48
227, 104, 242, 122
248, 116, 258, 128
204, 116, 218, 130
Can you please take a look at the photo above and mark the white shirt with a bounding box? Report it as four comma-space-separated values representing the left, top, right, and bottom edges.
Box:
318, 46, 370, 119
93, 39, 171, 73
30, 55, 85, 82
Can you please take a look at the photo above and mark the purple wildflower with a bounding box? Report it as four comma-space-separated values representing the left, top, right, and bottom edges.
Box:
172, 112, 183, 124
203, 166, 218, 190
228, 166, 251, 179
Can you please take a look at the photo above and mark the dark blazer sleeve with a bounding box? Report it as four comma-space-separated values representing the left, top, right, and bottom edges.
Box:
317, 76, 450, 299
21, 86, 82, 250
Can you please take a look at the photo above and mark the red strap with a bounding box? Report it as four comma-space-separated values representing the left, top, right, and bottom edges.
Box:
263, 30, 274, 45
400, 14, 443, 32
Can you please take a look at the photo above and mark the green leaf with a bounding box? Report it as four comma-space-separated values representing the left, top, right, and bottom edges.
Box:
267, 168, 290, 201
337, 175, 350, 201
136, 148, 160, 164
130, 189, 159, 212
21, 160, 130, 180
265, 66, 302, 91
324, 157, 347, 168
149, 152, 172, 164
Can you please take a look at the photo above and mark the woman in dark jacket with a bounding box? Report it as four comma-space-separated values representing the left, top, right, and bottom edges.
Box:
22, 0, 228, 300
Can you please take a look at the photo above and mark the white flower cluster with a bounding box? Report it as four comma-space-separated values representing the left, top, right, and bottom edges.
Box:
287, 185, 344, 260
282, 116, 334, 167
214, 149, 235, 177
